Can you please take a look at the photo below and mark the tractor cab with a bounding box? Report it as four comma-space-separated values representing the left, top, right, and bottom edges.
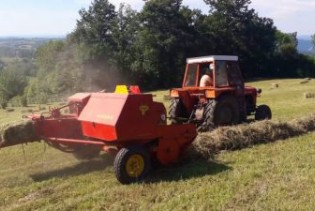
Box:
183, 55, 242, 89
170, 55, 271, 130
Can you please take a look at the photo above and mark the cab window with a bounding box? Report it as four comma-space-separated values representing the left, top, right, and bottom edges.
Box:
184, 63, 198, 87
227, 61, 243, 86
215, 61, 229, 87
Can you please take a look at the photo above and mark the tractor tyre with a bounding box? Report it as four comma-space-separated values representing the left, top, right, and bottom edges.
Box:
113, 146, 151, 184
198, 100, 216, 131
255, 104, 272, 120
72, 146, 101, 160
169, 99, 187, 124
201, 96, 240, 131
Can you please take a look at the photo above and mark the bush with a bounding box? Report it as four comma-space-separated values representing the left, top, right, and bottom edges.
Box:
9, 95, 28, 107
0, 101, 8, 109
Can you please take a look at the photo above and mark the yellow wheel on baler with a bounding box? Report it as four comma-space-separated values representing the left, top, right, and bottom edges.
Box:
113, 146, 151, 184
125, 154, 145, 178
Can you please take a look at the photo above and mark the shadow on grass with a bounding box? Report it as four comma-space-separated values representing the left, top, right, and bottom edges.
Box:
145, 159, 231, 183
30, 154, 230, 183
30, 154, 115, 182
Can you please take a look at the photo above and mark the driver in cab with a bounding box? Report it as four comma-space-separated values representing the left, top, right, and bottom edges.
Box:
199, 63, 214, 87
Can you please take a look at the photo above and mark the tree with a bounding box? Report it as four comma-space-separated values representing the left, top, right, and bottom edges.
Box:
275, 31, 298, 56
71, 0, 117, 62
131, 0, 207, 89
0, 59, 4, 70
0, 65, 27, 107
111, 4, 140, 83
70, 0, 137, 89
36, 40, 65, 73
203, 0, 277, 77
270, 31, 298, 77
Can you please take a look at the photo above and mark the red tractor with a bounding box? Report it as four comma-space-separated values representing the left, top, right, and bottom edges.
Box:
169, 55, 271, 130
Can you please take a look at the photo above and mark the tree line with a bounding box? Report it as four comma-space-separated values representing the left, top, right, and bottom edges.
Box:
1, 0, 315, 107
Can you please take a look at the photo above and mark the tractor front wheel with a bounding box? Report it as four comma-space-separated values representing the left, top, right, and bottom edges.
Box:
255, 104, 272, 120
169, 99, 187, 124
113, 146, 151, 184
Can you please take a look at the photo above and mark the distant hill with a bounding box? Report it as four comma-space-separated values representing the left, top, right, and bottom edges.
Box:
0, 37, 64, 61
297, 36, 315, 55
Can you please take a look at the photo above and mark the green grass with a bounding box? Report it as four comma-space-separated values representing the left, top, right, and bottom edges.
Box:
1, 78, 315, 210
246, 79, 315, 121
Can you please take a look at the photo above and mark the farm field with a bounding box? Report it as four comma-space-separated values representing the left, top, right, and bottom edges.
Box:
1, 79, 315, 210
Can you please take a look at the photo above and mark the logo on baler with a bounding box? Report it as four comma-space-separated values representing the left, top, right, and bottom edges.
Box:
139, 105, 149, 116
97, 114, 114, 121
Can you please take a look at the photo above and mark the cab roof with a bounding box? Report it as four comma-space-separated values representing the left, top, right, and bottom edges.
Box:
186, 55, 238, 64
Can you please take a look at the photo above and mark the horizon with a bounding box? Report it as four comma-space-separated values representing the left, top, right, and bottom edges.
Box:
1, 35, 312, 40
0, 0, 315, 38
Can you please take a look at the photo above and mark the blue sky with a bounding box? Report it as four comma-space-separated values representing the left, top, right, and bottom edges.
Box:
0, 0, 314, 37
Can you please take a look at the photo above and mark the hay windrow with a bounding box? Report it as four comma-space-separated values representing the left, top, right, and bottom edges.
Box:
189, 114, 315, 159
0, 121, 38, 148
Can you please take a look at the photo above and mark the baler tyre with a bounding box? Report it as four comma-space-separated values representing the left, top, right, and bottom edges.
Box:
169, 99, 187, 124
255, 104, 272, 120
72, 146, 101, 160
114, 146, 151, 184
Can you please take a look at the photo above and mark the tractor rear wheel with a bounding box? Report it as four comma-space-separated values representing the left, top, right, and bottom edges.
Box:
113, 146, 151, 184
72, 146, 101, 160
255, 104, 272, 120
201, 96, 240, 131
169, 99, 187, 124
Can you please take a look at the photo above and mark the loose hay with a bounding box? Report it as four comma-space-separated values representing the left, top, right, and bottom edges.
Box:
188, 114, 315, 159
0, 121, 38, 148
163, 95, 172, 101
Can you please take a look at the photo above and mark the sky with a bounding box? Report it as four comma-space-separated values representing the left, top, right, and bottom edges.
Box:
0, 0, 314, 38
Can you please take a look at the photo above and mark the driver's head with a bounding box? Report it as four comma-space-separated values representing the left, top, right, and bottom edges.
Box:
209, 63, 214, 71
204, 67, 211, 75
204, 63, 214, 75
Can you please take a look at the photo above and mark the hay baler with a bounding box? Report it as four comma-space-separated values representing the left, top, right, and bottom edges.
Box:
27, 86, 197, 184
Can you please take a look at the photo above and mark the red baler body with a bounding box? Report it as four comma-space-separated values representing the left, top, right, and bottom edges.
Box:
79, 93, 166, 142
30, 91, 197, 165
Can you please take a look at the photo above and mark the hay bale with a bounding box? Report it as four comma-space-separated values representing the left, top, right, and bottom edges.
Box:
300, 79, 310, 84
0, 121, 38, 148
304, 92, 315, 99
6, 108, 15, 112
188, 114, 315, 160
271, 83, 279, 88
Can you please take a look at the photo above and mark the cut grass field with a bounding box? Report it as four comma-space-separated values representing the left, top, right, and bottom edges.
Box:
1, 78, 315, 210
